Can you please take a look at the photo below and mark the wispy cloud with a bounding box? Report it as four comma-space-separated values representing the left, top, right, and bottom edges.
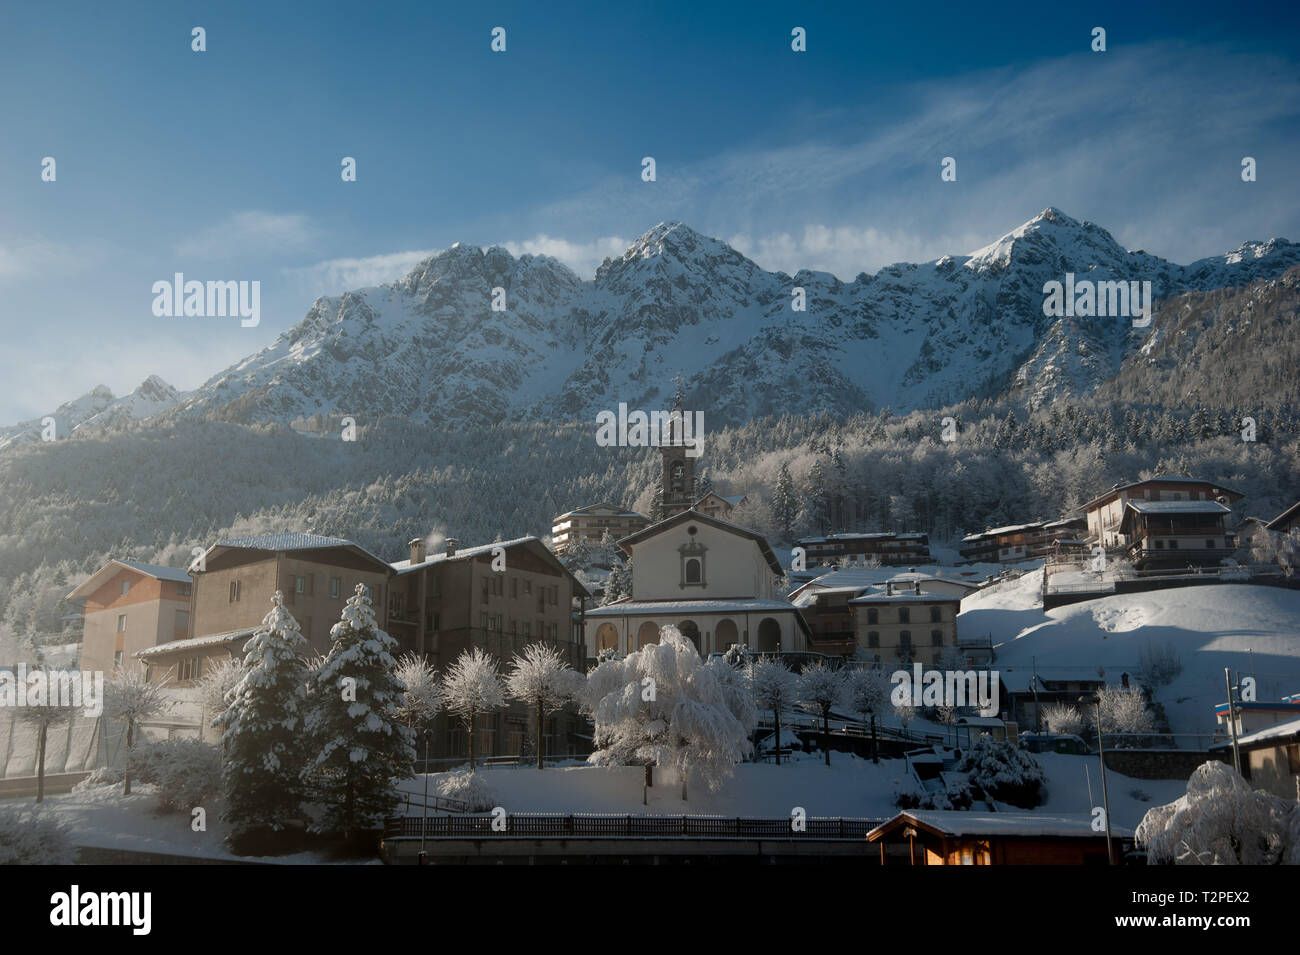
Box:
177, 211, 317, 260
0, 238, 64, 283
282, 248, 437, 299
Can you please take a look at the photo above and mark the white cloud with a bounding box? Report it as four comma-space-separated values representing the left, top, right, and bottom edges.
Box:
177, 211, 316, 260
729, 224, 990, 280
282, 248, 437, 298
0, 238, 63, 283
501, 233, 630, 278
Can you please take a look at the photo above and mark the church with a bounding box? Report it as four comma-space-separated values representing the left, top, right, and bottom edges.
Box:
583, 410, 810, 660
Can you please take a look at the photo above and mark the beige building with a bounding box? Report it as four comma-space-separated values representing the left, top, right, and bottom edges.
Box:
66, 560, 193, 673
139, 533, 394, 685
693, 491, 747, 520
848, 579, 961, 666
551, 503, 649, 555
584, 509, 810, 660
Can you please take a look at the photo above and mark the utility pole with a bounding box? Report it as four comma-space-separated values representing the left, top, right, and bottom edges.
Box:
1224, 668, 1241, 776
1081, 694, 1114, 865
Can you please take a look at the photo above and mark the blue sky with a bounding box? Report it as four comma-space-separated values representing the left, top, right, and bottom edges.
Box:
1, 0, 1298, 421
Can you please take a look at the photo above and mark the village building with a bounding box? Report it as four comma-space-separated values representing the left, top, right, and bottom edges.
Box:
65, 560, 194, 674
1119, 500, 1236, 568
1213, 716, 1300, 800
867, 811, 1130, 865
693, 491, 747, 520
136, 533, 394, 684
550, 504, 649, 556
1081, 477, 1243, 550
584, 508, 810, 661
1266, 499, 1300, 535
847, 579, 962, 666
794, 531, 931, 566
958, 517, 1087, 563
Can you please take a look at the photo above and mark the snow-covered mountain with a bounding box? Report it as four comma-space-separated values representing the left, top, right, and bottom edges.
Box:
0, 377, 181, 451
17, 209, 1300, 437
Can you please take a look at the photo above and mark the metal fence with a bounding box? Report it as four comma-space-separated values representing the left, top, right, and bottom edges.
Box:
384, 813, 887, 840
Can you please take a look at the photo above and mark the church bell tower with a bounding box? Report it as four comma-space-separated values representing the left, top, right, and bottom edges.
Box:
660, 394, 696, 518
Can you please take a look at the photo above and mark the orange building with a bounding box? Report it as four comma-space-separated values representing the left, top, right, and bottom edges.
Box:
65, 560, 193, 673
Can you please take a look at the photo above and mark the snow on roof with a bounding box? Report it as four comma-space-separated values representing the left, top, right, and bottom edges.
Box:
391, 536, 537, 571
1125, 500, 1231, 515
216, 532, 359, 551
553, 503, 647, 520
115, 560, 192, 582
869, 811, 1133, 840
796, 532, 928, 543
585, 598, 804, 617
135, 628, 255, 659
1233, 716, 1300, 747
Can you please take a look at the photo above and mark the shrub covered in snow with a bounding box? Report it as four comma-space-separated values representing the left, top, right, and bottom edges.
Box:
954, 735, 1046, 808
0, 806, 73, 864
127, 737, 222, 813
72, 766, 125, 792
436, 770, 499, 812
1136, 761, 1298, 865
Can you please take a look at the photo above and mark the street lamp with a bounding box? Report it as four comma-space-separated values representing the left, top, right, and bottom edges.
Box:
1079, 694, 1115, 865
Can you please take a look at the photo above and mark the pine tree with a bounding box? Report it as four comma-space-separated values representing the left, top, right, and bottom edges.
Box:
217, 591, 309, 837
301, 584, 415, 839
772, 462, 799, 543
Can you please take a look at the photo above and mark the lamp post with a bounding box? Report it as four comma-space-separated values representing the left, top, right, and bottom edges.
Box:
1079, 694, 1114, 865
418, 728, 430, 865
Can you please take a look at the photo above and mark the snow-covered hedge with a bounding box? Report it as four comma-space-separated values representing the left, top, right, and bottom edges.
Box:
127, 737, 222, 813
954, 735, 1046, 808
436, 770, 499, 812
0, 806, 74, 864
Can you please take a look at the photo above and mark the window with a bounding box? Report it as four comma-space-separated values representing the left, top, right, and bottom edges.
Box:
1155, 540, 1164, 549
930, 606, 942, 623
482, 578, 490, 604
867, 631, 879, 648
931, 629, 943, 646
899, 631, 912, 650
296, 575, 306, 594
389, 591, 405, 619
522, 621, 531, 637
330, 576, 341, 598
1169, 540, 1179, 549
1287, 743, 1300, 774
176, 582, 191, 597
1205, 540, 1215, 549
481, 612, 489, 629
523, 579, 532, 595
867, 608, 878, 625
229, 579, 241, 602
117, 614, 127, 633
120, 579, 130, 596
175, 609, 189, 633
511, 578, 517, 598
898, 607, 910, 624
179, 657, 203, 682
685, 558, 702, 583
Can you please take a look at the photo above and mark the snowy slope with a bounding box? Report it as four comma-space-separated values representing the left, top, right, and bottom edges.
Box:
960, 574, 1300, 737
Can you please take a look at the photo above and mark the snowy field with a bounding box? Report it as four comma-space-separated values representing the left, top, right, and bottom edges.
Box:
960, 570, 1300, 736
397, 753, 1185, 832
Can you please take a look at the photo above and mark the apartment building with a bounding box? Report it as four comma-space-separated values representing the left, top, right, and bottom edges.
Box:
848, 579, 962, 666
550, 503, 649, 555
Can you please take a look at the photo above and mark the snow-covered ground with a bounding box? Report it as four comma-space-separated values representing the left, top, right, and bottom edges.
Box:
960, 571, 1300, 737
397, 754, 1185, 832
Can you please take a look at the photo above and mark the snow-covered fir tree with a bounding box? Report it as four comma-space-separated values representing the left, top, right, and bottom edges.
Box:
506, 643, 583, 769
441, 647, 507, 770
216, 591, 309, 836
301, 584, 415, 838
585, 625, 752, 799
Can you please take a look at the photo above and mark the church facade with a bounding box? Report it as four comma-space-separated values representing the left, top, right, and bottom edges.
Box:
583, 427, 809, 661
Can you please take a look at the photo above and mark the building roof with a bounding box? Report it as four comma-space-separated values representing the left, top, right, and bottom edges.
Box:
618, 509, 784, 578
848, 588, 962, 604
552, 503, 648, 522
1266, 500, 1300, 532
135, 628, 255, 659
199, 532, 393, 576
585, 597, 812, 640
66, 558, 192, 601
796, 532, 928, 544
866, 811, 1133, 842
1125, 500, 1232, 515
1082, 477, 1244, 511
1232, 716, 1300, 747
787, 567, 981, 602
391, 536, 592, 598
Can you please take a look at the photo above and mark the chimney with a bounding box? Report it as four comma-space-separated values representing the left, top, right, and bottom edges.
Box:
914, 580, 921, 595
445, 538, 459, 558
409, 538, 426, 565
